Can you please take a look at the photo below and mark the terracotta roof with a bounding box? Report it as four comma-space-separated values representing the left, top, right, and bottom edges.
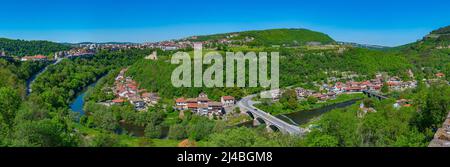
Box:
34, 55, 47, 59
175, 97, 186, 103
222, 96, 235, 100
436, 73, 445, 77
198, 103, 208, 108
187, 103, 198, 108
112, 98, 125, 103
209, 101, 223, 107
197, 97, 209, 101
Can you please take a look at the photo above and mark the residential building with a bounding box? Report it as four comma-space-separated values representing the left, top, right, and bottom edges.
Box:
221, 96, 235, 107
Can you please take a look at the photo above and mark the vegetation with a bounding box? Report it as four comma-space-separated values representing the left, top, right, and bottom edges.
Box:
303, 83, 449, 147
188, 28, 334, 46
0, 38, 71, 56
255, 92, 365, 115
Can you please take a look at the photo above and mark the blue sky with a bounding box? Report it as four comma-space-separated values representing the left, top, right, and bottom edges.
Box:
0, 0, 449, 46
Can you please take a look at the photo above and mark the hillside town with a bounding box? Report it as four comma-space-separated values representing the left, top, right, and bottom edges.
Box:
99, 68, 160, 111
267, 74, 418, 103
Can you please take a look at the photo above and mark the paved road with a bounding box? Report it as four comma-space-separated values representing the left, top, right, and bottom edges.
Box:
237, 94, 305, 135
27, 58, 64, 95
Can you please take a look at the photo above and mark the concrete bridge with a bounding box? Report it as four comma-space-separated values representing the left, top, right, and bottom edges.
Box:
362, 90, 388, 100
237, 95, 306, 135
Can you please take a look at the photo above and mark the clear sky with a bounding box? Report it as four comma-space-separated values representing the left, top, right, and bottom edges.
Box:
0, 0, 449, 46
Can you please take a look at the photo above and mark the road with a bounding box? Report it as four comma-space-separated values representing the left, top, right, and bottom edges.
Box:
27, 58, 64, 95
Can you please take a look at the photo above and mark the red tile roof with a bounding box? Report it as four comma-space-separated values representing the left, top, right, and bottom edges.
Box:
187, 103, 198, 108
112, 98, 125, 103
222, 96, 235, 100
436, 73, 445, 77
34, 55, 47, 59
175, 98, 186, 103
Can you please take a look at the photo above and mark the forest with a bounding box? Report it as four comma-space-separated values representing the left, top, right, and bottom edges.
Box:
0, 38, 71, 56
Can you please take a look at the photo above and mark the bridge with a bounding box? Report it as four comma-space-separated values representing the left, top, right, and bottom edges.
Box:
362, 90, 388, 100
237, 95, 306, 135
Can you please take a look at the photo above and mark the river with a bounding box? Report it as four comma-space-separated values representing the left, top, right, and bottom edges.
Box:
69, 82, 97, 116
68, 79, 169, 138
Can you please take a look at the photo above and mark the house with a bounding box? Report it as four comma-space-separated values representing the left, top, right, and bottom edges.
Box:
436, 73, 445, 78
260, 89, 282, 101
187, 100, 198, 112
112, 98, 125, 104
208, 101, 224, 112
295, 88, 314, 99
312, 93, 328, 101
221, 96, 235, 107
394, 99, 412, 108
142, 92, 159, 105
174, 93, 232, 118
327, 92, 337, 99
129, 97, 146, 110
197, 103, 209, 115
21, 55, 47, 61
175, 98, 187, 110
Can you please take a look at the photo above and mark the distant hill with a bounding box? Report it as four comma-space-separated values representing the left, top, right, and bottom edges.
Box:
0, 38, 71, 56
390, 25, 450, 79
337, 41, 390, 50
70, 42, 137, 45
430, 25, 450, 35
186, 28, 335, 46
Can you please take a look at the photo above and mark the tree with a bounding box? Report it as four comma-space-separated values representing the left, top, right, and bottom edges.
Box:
91, 108, 118, 131
168, 124, 187, 140
144, 123, 162, 139
307, 134, 339, 147
414, 84, 450, 131
381, 82, 389, 93
0, 87, 21, 126
89, 132, 120, 147
208, 127, 276, 147
187, 116, 215, 141
11, 119, 77, 147
307, 96, 318, 105
318, 109, 361, 146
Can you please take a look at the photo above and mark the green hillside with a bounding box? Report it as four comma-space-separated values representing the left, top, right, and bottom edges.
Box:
126, 47, 412, 102
390, 25, 450, 80
430, 25, 450, 35
189, 28, 335, 46
0, 38, 71, 56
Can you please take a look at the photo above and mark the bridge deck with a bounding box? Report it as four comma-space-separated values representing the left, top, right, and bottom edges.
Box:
238, 95, 305, 135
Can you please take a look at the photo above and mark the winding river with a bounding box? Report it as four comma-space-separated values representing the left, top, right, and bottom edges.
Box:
68, 79, 168, 138
69, 82, 97, 116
